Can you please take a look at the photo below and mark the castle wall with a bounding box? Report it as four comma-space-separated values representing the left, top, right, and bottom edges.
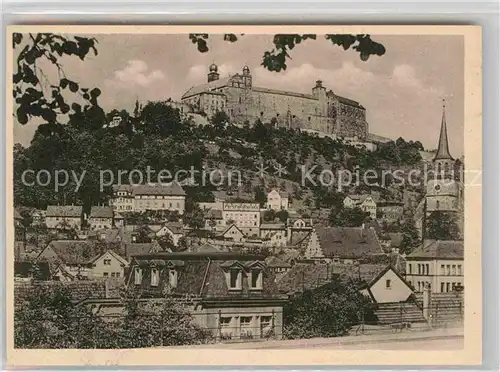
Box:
336, 102, 368, 140
181, 67, 368, 140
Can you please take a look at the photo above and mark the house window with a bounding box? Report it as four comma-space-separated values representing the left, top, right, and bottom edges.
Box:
440, 264, 445, 275
426, 264, 430, 275
446, 282, 450, 292
169, 269, 178, 288
229, 269, 242, 290
385, 279, 392, 289
446, 265, 451, 275
151, 268, 160, 287
441, 282, 445, 292
103, 272, 109, 277
219, 317, 232, 339
458, 265, 462, 275
240, 316, 253, 338
452, 265, 456, 275
250, 269, 263, 290
134, 268, 142, 285
104, 259, 112, 266
408, 264, 412, 274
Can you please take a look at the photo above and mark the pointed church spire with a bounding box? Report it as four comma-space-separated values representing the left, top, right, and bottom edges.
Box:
434, 99, 453, 161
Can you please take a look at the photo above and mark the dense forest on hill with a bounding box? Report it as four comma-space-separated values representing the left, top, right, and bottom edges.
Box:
14, 101, 427, 212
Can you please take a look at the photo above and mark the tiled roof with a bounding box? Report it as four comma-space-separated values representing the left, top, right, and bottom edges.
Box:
407, 240, 464, 260
39, 240, 100, 265
131, 252, 284, 300
164, 222, 184, 235
347, 194, 381, 203
202, 260, 283, 300
204, 209, 223, 219
253, 86, 316, 100
260, 223, 286, 230
39, 240, 127, 265
192, 243, 221, 253
277, 249, 301, 264
88, 228, 125, 243
90, 206, 113, 219
314, 226, 383, 259
46, 205, 82, 218
289, 231, 311, 247
112, 182, 186, 196
181, 77, 232, 99
265, 256, 291, 268
277, 262, 387, 294
127, 242, 158, 258
336, 95, 363, 108
14, 280, 122, 303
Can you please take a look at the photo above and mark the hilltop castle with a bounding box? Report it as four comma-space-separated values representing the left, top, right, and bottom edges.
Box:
180, 64, 370, 141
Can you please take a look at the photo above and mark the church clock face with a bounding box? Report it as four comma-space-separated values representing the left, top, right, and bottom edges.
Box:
434, 184, 441, 192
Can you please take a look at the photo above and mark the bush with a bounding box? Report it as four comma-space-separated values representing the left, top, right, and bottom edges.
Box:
14, 284, 213, 348
283, 280, 374, 339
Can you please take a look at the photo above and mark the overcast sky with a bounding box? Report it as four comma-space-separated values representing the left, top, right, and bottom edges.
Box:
14, 34, 464, 156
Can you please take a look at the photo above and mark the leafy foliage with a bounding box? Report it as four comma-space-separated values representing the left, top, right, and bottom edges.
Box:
188, 34, 386, 71
15, 284, 212, 348
283, 279, 374, 339
13, 33, 101, 127
426, 211, 461, 240
329, 206, 370, 227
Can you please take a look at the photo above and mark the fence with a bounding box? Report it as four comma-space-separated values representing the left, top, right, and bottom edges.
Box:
353, 301, 464, 336
14, 309, 284, 349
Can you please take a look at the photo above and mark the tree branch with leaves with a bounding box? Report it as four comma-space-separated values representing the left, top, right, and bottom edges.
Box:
188, 33, 386, 72
13, 33, 102, 127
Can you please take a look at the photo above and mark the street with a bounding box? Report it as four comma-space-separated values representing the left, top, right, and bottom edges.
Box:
313, 336, 464, 350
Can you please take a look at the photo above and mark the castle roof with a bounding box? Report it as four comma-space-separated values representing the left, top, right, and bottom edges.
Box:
181, 77, 231, 99
181, 72, 363, 108
434, 103, 454, 161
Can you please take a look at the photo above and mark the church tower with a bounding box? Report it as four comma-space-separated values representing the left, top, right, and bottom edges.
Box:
425, 100, 460, 213
433, 100, 454, 179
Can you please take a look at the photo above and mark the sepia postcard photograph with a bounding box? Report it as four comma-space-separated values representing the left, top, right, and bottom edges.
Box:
5, 25, 482, 367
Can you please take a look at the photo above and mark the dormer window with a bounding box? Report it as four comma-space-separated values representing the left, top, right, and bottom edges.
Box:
169, 269, 178, 288
250, 269, 263, 290
228, 269, 242, 290
134, 267, 142, 285
151, 268, 160, 287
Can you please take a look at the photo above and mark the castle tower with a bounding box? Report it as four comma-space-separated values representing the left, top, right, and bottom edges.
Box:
207, 63, 220, 83
242, 65, 252, 88
312, 80, 327, 117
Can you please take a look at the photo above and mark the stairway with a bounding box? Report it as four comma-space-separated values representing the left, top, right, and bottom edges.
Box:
374, 302, 427, 325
